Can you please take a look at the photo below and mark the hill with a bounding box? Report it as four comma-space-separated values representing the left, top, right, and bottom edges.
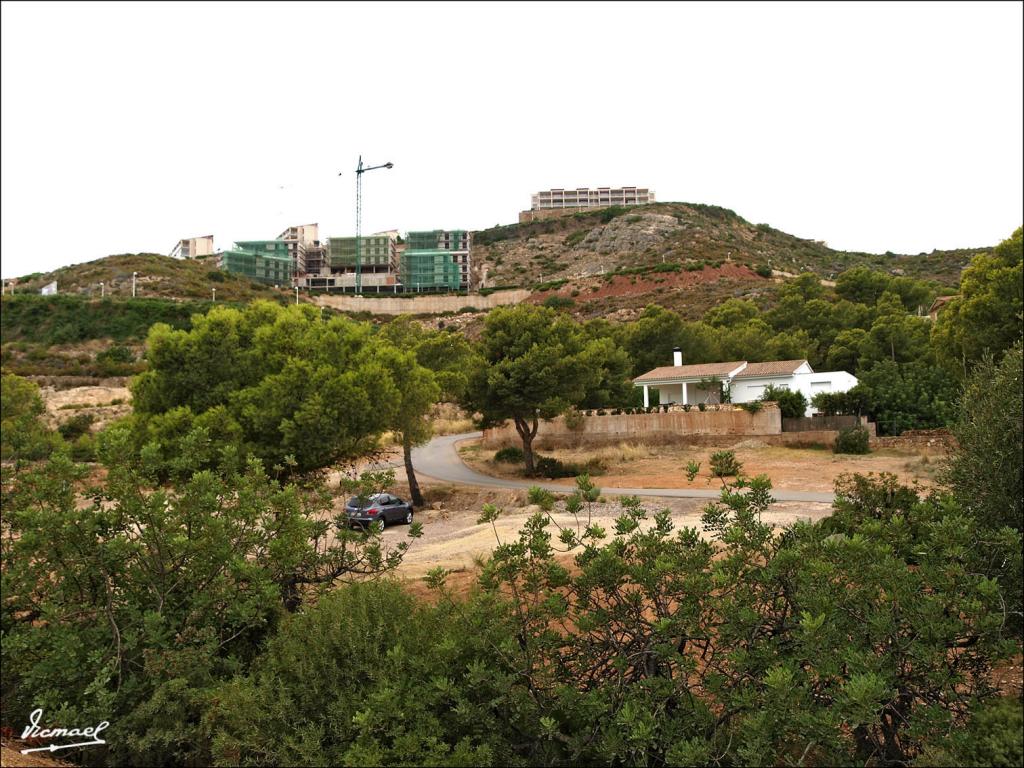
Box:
7, 253, 286, 302
473, 202, 985, 291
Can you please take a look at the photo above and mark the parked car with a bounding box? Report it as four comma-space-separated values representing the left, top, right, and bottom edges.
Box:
345, 492, 414, 529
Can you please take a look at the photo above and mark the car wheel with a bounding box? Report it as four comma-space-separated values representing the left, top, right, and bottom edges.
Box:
376, 514, 386, 531
404, 509, 413, 525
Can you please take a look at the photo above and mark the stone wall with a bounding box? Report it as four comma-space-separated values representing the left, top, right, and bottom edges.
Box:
481, 408, 783, 449
314, 288, 531, 315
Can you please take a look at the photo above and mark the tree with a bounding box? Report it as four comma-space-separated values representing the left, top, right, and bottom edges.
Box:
932, 227, 1023, 372
835, 265, 892, 306
852, 359, 959, 435
0, 434, 419, 766
378, 318, 479, 505
944, 342, 1023, 534
129, 301, 400, 477
378, 347, 440, 507
0, 374, 60, 462
465, 304, 606, 473
760, 383, 808, 419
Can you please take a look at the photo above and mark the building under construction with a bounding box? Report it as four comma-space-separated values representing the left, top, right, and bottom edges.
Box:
401, 230, 471, 291
218, 240, 293, 285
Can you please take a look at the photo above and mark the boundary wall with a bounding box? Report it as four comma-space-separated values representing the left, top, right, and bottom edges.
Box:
314, 288, 530, 315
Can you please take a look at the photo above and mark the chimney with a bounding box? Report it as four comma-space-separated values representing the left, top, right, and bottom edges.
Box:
672, 347, 682, 366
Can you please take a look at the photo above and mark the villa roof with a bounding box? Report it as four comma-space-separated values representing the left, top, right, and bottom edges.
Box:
633, 361, 746, 383
634, 359, 811, 384
733, 360, 809, 378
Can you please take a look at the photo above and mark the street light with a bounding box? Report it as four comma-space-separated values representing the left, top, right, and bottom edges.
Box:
100, 281, 105, 298
212, 287, 216, 302
132, 272, 138, 298
295, 286, 299, 305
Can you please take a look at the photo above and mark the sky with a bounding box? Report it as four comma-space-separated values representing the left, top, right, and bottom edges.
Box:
1, 1, 1022, 279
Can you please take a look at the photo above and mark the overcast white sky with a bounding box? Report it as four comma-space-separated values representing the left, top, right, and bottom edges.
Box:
1, 1, 1021, 279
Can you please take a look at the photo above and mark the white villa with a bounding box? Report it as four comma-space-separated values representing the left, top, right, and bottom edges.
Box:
633, 349, 858, 417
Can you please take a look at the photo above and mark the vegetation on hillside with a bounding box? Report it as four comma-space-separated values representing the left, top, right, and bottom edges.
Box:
9, 253, 282, 302
1, 240, 1021, 764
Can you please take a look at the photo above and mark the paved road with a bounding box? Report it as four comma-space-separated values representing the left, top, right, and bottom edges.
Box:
412, 432, 835, 504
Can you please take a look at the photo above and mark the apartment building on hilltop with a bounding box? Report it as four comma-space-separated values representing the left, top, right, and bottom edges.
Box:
170, 235, 215, 259
520, 186, 656, 223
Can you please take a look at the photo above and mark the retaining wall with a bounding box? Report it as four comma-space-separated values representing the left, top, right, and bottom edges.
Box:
314, 288, 530, 315
481, 408, 783, 449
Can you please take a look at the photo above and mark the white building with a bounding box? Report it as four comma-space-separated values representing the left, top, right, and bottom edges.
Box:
531, 186, 655, 210
633, 349, 858, 417
170, 235, 215, 259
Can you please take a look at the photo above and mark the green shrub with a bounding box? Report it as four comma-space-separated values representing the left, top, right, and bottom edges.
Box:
564, 230, 587, 247
740, 400, 763, 414
527, 486, 556, 511
710, 450, 742, 478
57, 412, 95, 441
207, 270, 226, 283
563, 408, 585, 431
530, 455, 605, 479
69, 433, 97, 462
755, 264, 773, 278
761, 384, 808, 419
542, 295, 574, 310
834, 425, 871, 454
685, 460, 701, 482
914, 696, 1023, 767
697, 402, 707, 412
458, 306, 480, 314
494, 446, 525, 464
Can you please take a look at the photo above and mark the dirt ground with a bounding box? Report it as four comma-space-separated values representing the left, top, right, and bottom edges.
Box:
458, 439, 946, 493
38, 385, 132, 433
372, 480, 832, 585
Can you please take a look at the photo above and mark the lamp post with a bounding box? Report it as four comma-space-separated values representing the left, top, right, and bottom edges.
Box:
100, 282, 104, 298
212, 287, 216, 302
132, 272, 138, 298
295, 286, 299, 305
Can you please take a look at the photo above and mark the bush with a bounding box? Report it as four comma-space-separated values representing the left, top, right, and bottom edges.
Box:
494, 446, 525, 464
710, 450, 742, 478
834, 425, 870, 454
527, 486, 556, 511
761, 384, 808, 419
529, 455, 605, 479
914, 696, 1023, 767
57, 412, 95, 441
697, 402, 706, 412
542, 295, 574, 310
69, 433, 97, 462
755, 264, 773, 278
740, 400, 763, 414
685, 460, 701, 482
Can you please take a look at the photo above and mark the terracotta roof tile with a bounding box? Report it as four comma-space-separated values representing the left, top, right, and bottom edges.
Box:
634, 361, 746, 383
733, 360, 809, 378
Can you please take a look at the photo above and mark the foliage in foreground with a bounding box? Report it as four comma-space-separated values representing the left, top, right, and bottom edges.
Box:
0, 436, 419, 766
208, 473, 1021, 767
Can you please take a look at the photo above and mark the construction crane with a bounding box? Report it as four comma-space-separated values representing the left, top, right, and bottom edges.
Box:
340, 156, 393, 293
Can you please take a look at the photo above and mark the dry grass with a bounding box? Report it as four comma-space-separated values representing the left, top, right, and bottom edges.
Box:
431, 417, 475, 436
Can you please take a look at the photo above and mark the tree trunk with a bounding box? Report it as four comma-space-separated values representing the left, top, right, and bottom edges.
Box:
514, 415, 539, 474
403, 433, 424, 507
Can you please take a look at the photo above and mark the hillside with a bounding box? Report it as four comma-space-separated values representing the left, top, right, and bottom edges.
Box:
473, 202, 985, 291
8, 253, 286, 302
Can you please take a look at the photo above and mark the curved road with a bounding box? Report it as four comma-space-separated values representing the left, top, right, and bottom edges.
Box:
412, 432, 835, 504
